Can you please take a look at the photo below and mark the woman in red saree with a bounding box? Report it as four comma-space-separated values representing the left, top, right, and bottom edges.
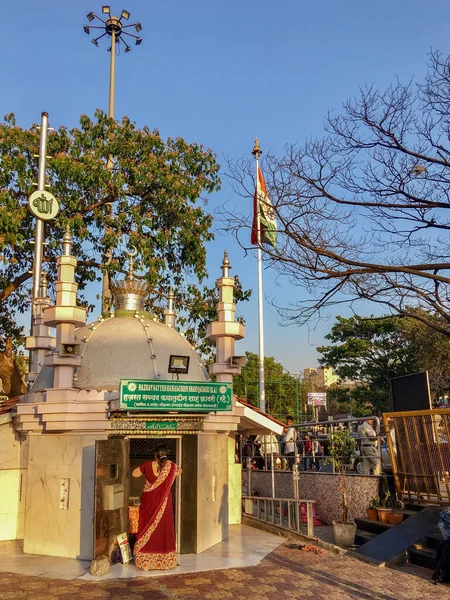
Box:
132, 444, 181, 570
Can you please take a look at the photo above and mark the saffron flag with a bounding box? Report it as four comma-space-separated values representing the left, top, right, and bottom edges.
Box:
251, 166, 277, 249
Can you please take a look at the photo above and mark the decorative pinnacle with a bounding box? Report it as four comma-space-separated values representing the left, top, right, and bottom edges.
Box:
63, 225, 72, 256
221, 250, 231, 278
126, 247, 137, 281
252, 138, 262, 159
40, 271, 48, 298
167, 286, 174, 310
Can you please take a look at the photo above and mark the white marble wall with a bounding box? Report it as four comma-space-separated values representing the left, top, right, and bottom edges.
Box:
0, 416, 27, 540
196, 433, 229, 553
228, 435, 241, 525
0, 414, 22, 468
23, 435, 101, 559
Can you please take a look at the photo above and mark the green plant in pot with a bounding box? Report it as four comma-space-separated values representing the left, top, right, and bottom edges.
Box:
326, 429, 358, 547
377, 491, 392, 524
367, 496, 380, 521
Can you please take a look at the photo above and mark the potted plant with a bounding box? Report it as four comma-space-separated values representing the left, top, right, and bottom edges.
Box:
367, 496, 380, 521
387, 511, 404, 525
327, 429, 358, 547
377, 491, 392, 524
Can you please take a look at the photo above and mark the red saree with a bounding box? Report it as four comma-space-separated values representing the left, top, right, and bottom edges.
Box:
134, 460, 178, 570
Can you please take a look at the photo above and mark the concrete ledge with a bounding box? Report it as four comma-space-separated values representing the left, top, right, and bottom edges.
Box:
242, 514, 345, 556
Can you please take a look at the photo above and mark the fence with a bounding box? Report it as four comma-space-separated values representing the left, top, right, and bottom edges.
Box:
383, 408, 450, 505
242, 495, 316, 537
240, 415, 385, 475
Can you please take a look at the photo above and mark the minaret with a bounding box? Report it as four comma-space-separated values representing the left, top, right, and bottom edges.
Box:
25, 272, 55, 385
206, 251, 245, 383
42, 228, 87, 389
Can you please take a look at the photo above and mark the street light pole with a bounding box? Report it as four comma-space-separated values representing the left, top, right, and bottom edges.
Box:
32, 112, 50, 308
84, 6, 143, 315
29, 112, 49, 379
108, 27, 116, 120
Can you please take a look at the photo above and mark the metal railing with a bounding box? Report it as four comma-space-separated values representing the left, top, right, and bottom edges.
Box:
242, 495, 316, 538
240, 415, 385, 475
383, 408, 450, 505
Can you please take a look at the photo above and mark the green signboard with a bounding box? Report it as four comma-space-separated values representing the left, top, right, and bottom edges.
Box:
145, 421, 178, 431
120, 380, 233, 412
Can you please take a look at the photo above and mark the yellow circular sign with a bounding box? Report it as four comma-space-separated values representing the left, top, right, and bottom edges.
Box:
28, 190, 59, 220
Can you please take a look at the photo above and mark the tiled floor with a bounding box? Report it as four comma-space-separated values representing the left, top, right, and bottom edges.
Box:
0, 524, 284, 580
1, 539, 446, 599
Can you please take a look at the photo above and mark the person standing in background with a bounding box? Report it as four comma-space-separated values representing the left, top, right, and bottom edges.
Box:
254, 433, 280, 470
303, 434, 313, 470
283, 416, 297, 470
358, 417, 380, 475
312, 436, 323, 470
438, 506, 450, 541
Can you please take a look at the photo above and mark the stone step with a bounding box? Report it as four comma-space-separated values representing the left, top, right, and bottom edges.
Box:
397, 509, 417, 518
404, 503, 426, 512
354, 517, 393, 535
355, 529, 377, 546
351, 507, 441, 567
425, 532, 445, 550
408, 545, 437, 570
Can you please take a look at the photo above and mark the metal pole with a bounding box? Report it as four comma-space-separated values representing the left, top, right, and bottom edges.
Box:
32, 112, 49, 303
102, 28, 116, 316
293, 463, 300, 532
29, 112, 50, 376
299, 379, 302, 423
256, 244, 265, 412
108, 28, 116, 120
271, 441, 275, 499
296, 378, 299, 424
253, 140, 265, 412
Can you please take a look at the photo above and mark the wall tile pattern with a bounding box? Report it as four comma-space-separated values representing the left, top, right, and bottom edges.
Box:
243, 471, 379, 524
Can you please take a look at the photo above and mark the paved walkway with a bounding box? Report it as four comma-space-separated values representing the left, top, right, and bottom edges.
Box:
1, 542, 446, 599
0, 526, 283, 580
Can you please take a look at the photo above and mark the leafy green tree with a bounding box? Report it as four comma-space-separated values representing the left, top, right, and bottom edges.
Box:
324, 386, 365, 418
399, 312, 450, 400
318, 314, 450, 413
233, 351, 301, 419
0, 111, 235, 355
317, 315, 420, 413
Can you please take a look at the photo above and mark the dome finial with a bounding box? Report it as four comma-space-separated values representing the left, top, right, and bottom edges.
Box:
126, 247, 137, 281
110, 248, 150, 313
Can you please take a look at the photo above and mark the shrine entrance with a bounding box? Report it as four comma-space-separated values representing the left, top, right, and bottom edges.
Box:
129, 437, 181, 549
93, 436, 182, 562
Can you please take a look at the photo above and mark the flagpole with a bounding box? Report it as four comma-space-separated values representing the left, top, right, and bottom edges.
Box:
252, 138, 266, 413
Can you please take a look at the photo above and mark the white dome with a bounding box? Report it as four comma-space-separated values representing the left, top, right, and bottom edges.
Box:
31, 316, 207, 392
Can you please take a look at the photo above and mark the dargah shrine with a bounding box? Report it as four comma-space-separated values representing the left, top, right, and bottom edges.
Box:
0, 230, 282, 562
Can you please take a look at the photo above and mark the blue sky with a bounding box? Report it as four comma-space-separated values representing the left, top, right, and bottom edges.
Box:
3, 1, 450, 373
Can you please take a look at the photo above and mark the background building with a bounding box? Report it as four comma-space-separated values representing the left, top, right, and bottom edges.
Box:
303, 366, 339, 389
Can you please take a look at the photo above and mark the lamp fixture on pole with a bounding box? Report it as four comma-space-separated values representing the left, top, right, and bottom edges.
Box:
83, 7, 143, 120
83, 7, 143, 317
